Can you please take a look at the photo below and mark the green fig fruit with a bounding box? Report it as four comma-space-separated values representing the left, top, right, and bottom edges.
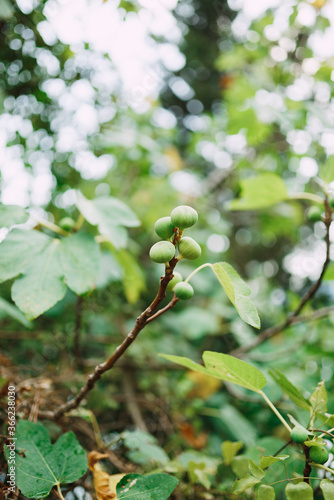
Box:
167, 272, 183, 291
290, 426, 308, 444
59, 217, 75, 231
174, 281, 194, 300
178, 236, 201, 260
154, 217, 175, 240
307, 206, 323, 222
149, 241, 175, 263
170, 205, 198, 229
309, 445, 329, 464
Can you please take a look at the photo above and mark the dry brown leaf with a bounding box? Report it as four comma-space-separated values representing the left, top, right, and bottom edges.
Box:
88, 451, 118, 500
178, 422, 208, 450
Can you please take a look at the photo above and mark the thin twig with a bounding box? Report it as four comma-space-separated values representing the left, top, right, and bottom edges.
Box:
38, 259, 180, 420
232, 198, 332, 357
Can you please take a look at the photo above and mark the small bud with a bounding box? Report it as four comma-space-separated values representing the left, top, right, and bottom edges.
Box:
167, 272, 183, 291
59, 217, 75, 231
307, 206, 322, 222
309, 446, 329, 464
154, 217, 175, 240
290, 426, 308, 444
171, 205, 198, 229
174, 281, 194, 300
178, 237, 201, 260
149, 241, 175, 264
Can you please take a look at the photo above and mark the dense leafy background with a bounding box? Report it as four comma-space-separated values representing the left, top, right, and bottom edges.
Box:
1, 0, 334, 498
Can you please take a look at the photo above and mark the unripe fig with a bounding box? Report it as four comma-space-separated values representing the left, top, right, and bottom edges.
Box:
290, 426, 308, 444
171, 205, 198, 229
154, 217, 175, 240
178, 236, 201, 260
309, 445, 329, 464
307, 206, 322, 222
167, 272, 183, 291
149, 241, 175, 263
174, 281, 194, 300
59, 217, 75, 231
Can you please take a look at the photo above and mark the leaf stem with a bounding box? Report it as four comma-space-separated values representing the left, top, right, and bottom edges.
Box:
259, 390, 292, 432
185, 263, 212, 283
73, 213, 85, 231
309, 462, 334, 475
34, 218, 69, 237
288, 192, 324, 204
57, 483, 65, 500
269, 476, 320, 486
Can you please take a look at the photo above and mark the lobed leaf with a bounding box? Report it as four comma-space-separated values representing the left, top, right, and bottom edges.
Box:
5, 420, 87, 499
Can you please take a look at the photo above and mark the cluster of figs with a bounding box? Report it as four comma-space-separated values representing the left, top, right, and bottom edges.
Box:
149, 205, 201, 301
290, 426, 330, 464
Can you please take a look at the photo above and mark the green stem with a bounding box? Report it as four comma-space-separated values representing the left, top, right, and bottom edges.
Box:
73, 213, 85, 231
309, 462, 334, 475
288, 193, 324, 204
34, 218, 69, 237
185, 263, 212, 283
259, 390, 292, 432
269, 477, 320, 486
56, 483, 65, 500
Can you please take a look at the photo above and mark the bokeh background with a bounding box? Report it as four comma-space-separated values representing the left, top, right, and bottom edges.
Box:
1, 0, 334, 498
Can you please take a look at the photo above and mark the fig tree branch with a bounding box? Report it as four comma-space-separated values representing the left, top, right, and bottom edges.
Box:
232, 197, 332, 357
38, 258, 179, 420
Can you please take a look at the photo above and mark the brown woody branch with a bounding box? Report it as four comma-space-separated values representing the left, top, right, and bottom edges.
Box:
38, 258, 179, 420
232, 197, 332, 357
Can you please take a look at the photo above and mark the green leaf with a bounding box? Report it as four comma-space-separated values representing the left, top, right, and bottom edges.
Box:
256, 484, 276, 500
320, 157, 334, 184
303, 437, 325, 447
232, 474, 261, 494
231, 456, 250, 479
320, 479, 334, 499
0, 229, 50, 284
203, 351, 267, 392
60, 232, 100, 295
324, 263, 334, 281
222, 441, 243, 466
122, 430, 169, 467
310, 381, 327, 414
259, 455, 289, 469
285, 482, 313, 500
188, 461, 211, 490
76, 191, 140, 248
0, 204, 29, 227
211, 262, 260, 328
0, 297, 32, 328
0, 0, 14, 19
159, 352, 267, 393
249, 459, 264, 479
12, 239, 66, 320
269, 369, 311, 411
230, 173, 288, 211
5, 420, 87, 499
116, 473, 178, 500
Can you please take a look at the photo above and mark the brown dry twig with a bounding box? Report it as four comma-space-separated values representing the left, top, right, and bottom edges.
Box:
38, 258, 179, 420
